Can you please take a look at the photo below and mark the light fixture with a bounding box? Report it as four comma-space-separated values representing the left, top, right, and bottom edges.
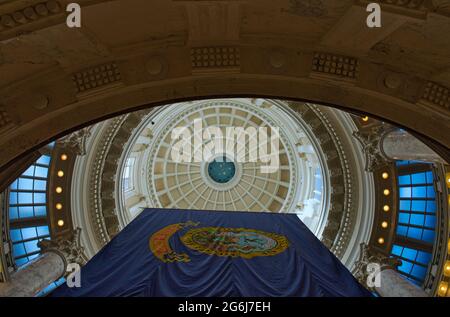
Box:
362, 116, 369, 122
61, 154, 68, 161
57, 220, 64, 227
438, 281, 448, 297
383, 189, 390, 196
56, 203, 63, 210
446, 173, 450, 188
383, 205, 390, 212
381, 221, 388, 229
57, 170, 64, 177
55, 187, 63, 194
378, 237, 385, 244
382, 172, 389, 179
444, 261, 450, 277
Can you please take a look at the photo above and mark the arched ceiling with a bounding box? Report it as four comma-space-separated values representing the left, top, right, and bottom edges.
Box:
0, 0, 449, 171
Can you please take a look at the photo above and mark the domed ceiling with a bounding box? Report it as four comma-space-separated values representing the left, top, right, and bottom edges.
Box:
124, 99, 327, 235
71, 98, 374, 267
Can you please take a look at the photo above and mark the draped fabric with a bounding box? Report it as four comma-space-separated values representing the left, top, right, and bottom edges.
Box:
52, 209, 371, 297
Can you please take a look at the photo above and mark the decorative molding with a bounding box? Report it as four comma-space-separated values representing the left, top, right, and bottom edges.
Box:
0, 1, 62, 31
289, 102, 357, 260
38, 228, 88, 273
72, 62, 123, 96
190, 46, 240, 73
311, 52, 359, 81
89, 116, 127, 245
88, 111, 151, 246
353, 125, 392, 172
57, 126, 93, 156
373, 0, 426, 11
353, 243, 401, 289
431, 0, 450, 16
358, 0, 428, 18
420, 81, 450, 111
282, 0, 328, 17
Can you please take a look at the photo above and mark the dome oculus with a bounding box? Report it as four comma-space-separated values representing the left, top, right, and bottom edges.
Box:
207, 156, 236, 184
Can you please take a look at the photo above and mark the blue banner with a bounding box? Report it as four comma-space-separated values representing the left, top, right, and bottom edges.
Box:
52, 209, 371, 297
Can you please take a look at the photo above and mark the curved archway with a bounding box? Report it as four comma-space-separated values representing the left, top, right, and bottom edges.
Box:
1, 74, 449, 171
1, 0, 449, 170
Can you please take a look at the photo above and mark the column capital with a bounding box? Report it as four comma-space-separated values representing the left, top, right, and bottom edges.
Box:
58, 127, 92, 156
352, 124, 393, 172
353, 243, 401, 289
38, 228, 88, 274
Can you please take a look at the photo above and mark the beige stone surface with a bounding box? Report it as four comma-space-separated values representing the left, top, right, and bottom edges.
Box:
0, 0, 449, 169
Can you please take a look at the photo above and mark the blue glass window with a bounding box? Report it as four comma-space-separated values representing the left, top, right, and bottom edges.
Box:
396, 161, 437, 244
391, 244, 431, 285
391, 161, 437, 287
8, 154, 52, 267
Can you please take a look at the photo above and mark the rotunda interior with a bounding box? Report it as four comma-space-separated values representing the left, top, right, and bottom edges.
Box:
0, 0, 449, 299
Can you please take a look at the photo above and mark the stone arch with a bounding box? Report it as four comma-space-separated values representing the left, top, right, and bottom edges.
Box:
1, 73, 449, 170
1, 0, 449, 169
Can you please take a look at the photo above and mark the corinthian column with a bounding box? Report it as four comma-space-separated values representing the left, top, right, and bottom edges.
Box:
0, 228, 87, 297
353, 243, 429, 297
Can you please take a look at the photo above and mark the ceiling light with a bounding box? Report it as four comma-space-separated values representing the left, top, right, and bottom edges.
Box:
438, 281, 448, 297
444, 261, 450, 277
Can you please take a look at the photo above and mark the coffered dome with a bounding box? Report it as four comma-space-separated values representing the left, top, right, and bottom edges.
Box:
147, 102, 295, 213
69, 98, 374, 269
122, 99, 326, 236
